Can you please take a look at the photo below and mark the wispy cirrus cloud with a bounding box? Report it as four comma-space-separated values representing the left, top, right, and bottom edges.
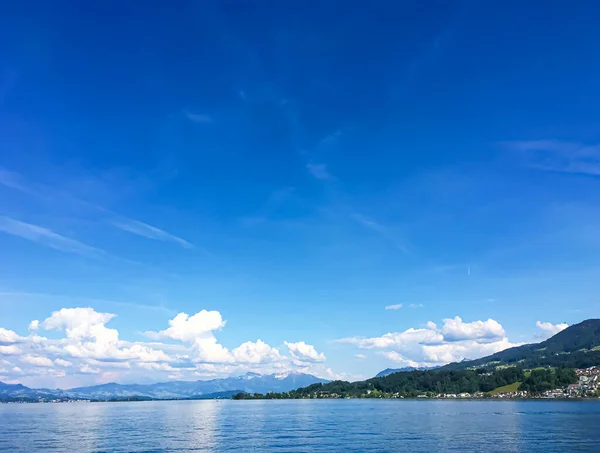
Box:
385, 304, 403, 310
306, 162, 332, 180
0, 216, 106, 258
0, 168, 195, 250
183, 109, 213, 124
504, 139, 600, 176
0, 291, 175, 316
0, 169, 41, 196
112, 219, 194, 249
353, 214, 407, 253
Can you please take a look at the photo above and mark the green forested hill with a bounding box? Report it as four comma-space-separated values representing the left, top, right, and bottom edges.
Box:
233, 366, 578, 398
441, 319, 600, 370
231, 320, 599, 400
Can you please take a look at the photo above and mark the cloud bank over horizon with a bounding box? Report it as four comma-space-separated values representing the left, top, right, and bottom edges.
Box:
0, 308, 570, 389
0, 307, 332, 389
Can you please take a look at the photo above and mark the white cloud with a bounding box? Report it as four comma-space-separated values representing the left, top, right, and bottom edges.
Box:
232, 340, 283, 364
0, 328, 24, 344
43, 307, 170, 362
536, 321, 569, 339
0, 345, 21, 355
285, 341, 326, 362
0, 216, 106, 257
147, 310, 225, 343
80, 364, 100, 374
408, 303, 424, 309
55, 359, 72, 367
354, 353, 367, 359
385, 304, 403, 310
111, 219, 194, 249
441, 316, 505, 342
28, 320, 39, 331
337, 316, 518, 367
21, 355, 54, 367
0, 307, 326, 387
146, 310, 232, 363
421, 337, 517, 364
0, 167, 197, 259
380, 351, 420, 368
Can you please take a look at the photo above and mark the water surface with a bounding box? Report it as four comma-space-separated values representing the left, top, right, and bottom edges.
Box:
1, 399, 599, 452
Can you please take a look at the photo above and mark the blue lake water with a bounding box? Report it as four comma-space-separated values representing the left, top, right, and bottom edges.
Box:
1, 399, 599, 452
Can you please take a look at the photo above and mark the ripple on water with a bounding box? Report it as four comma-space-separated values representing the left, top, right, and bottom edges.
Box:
1, 400, 600, 452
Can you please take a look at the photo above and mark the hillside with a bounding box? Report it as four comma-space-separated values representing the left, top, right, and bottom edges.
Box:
234, 366, 579, 399
376, 366, 440, 377
233, 319, 599, 399
441, 319, 600, 371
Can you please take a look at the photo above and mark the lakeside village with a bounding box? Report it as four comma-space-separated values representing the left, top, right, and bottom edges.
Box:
307, 367, 600, 400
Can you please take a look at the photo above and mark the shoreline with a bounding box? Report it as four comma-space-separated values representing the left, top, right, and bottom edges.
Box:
3, 396, 600, 404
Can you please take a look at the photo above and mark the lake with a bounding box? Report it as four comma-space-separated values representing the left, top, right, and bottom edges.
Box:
1, 399, 599, 452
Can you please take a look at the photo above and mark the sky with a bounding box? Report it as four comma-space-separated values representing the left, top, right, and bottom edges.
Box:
0, 0, 599, 389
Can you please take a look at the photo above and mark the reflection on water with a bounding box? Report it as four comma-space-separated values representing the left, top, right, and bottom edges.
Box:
1, 400, 600, 452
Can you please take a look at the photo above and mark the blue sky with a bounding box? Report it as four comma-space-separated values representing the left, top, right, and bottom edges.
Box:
1, 1, 599, 388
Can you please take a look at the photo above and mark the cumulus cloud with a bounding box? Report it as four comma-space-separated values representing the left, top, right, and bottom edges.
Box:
536, 321, 569, 339
0, 345, 21, 355
380, 351, 421, 368
441, 316, 505, 342
55, 359, 72, 367
146, 310, 233, 363
0, 306, 327, 387
0, 328, 24, 345
337, 316, 519, 367
232, 340, 283, 364
285, 341, 326, 363
80, 364, 100, 374
43, 307, 169, 363
147, 310, 226, 343
21, 355, 54, 367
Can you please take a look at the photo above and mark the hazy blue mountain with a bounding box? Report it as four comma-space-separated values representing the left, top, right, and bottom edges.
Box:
0, 372, 328, 401
0, 381, 59, 401
375, 366, 440, 378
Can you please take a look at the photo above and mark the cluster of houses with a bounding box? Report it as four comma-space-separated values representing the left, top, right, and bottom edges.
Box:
490, 367, 600, 399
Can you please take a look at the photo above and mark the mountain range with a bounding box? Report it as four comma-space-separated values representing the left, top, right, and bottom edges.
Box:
0, 371, 328, 402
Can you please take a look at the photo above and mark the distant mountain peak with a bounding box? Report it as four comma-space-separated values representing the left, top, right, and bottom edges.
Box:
242, 372, 262, 379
